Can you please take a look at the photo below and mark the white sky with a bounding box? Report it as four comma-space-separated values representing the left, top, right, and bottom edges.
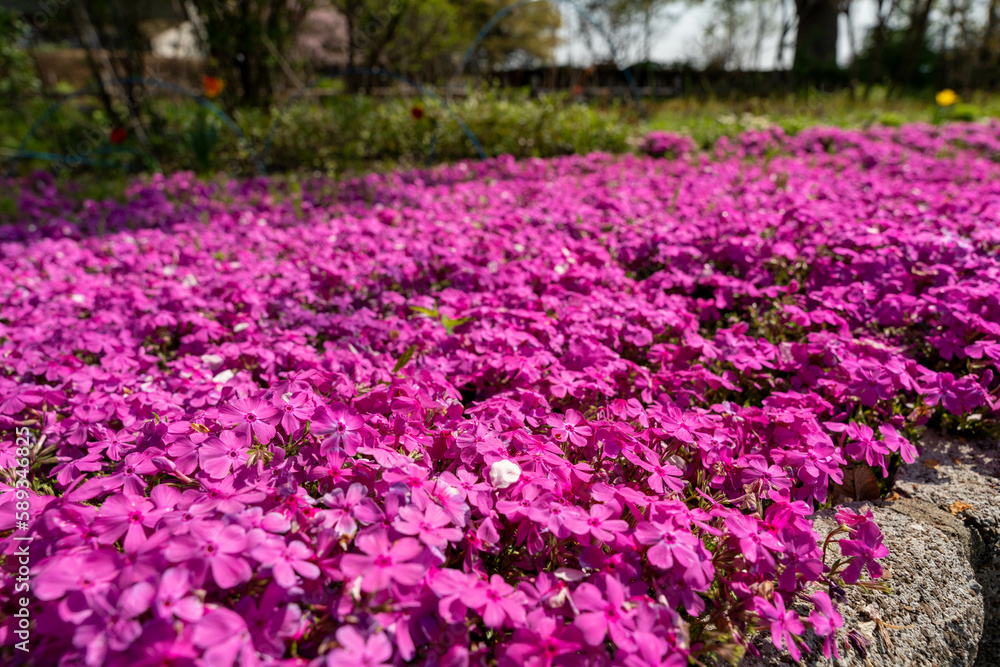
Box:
553, 2, 883, 70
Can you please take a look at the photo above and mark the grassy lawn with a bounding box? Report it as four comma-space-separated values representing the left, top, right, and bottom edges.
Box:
644, 87, 998, 147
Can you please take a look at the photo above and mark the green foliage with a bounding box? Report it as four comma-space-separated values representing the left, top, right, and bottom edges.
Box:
185, 109, 222, 174
0, 9, 40, 106
409, 303, 471, 334
645, 89, 1000, 147
0, 87, 630, 177
189, 0, 316, 108
393, 344, 418, 374
950, 104, 981, 122
877, 112, 906, 127
4, 87, 1000, 182
457, 0, 561, 68
854, 25, 941, 90
332, 0, 561, 86
254, 87, 631, 175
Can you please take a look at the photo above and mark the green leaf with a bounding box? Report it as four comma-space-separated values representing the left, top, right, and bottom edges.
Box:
393, 344, 418, 374
409, 305, 438, 318
441, 316, 470, 334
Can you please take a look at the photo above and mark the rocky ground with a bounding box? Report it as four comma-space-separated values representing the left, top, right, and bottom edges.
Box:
743, 433, 1000, 667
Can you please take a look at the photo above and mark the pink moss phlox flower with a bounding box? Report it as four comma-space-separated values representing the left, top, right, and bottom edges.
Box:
834, 505, 876, 533
93, 492, 166, 551
879, 423, 918, 463
275, 391, 313, 435
198, 429, 249, 479
218, 396, 280, 444
808, 590, 844, 659
313, 404, 366, 455
393, 502, 463, 548
725, 513, 785, 565
339, 530, 426, 592
844, 422, 891, 475
464, 574, 528, 628
839, 521, 890, 583
326, 626, 393, 667
191, 608, 258, 667
501, 608, 584, 666
634, 520, 700, 570
546, 409, 593, 447
163, 521, 252, 589
754, 593, 805, 660
250, 537, 321, 588
572, 575, 636, 647
154, 567, 204, 622
563, 503, 630, 543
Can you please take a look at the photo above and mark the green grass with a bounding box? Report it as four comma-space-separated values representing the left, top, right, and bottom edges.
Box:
643, 86, 1000, 148
2, 86, 998, 193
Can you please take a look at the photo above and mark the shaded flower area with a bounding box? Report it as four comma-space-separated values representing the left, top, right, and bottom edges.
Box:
2, 122, 1000, 666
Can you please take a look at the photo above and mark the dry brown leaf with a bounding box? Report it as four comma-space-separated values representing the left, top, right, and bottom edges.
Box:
829, 465, 882, 504
952, 457, 962, 465
191, 423, 210, 434
949, 500, 973, 515
887, 492, 901, 501
877, 619, 894, 651
923, 458, 940, 469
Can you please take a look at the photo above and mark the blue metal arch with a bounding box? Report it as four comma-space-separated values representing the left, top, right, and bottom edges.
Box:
261, 67, 487, 167
455, 0, 645, 113
6, 77, 266, 176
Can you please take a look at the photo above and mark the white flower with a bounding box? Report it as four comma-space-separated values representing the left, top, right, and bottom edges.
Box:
213, 369, 236, 384
488, 459, 521, 489
201, 354, 224, 367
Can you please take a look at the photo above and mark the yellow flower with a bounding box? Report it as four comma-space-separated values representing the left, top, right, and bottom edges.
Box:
935, 89, 958, 107
203, 75, 225, 99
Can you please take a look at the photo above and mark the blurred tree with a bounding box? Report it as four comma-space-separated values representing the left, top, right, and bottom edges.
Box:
0, 8, 40, 109
186, 0, 316, 108
892, 0, 936, 90
701, 0, 786, 70
458, 0, 562, 70
72, 0, 153, 144
332, 0, 455, 90
576, 0, 677, 65
9, 1, 152, 136
330, 0, 561, 90
792, 0, 840, 82
976, 0, 1000, 87
854, 18, 940, 89
860, 0, 898, 97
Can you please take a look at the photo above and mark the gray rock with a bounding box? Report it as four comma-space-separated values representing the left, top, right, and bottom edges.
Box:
895, 434, 1000, 667
741, 432, 1000, 667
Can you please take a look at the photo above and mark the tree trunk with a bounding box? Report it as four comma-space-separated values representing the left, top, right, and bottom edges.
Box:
793, 0, 839, 85
976, 0, 1000, 88
893, 0, 933, 91
863, 0, 892, 100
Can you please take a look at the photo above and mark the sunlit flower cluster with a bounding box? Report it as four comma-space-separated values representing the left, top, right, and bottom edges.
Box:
1, 121, 999, 666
